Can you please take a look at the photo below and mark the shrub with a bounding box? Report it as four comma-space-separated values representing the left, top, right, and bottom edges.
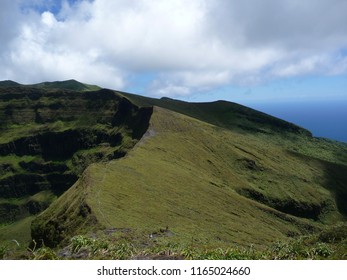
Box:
0, 244, 8, 259
70, 235, 95, 254
31, 247, 59, 260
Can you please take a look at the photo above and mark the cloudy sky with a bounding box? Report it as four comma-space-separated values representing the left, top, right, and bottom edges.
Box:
1, 0, 347, 102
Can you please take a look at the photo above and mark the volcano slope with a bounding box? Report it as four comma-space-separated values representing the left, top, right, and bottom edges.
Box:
32, 90, 347, 252
0, 81, 152, 247
1, 81, 347, 259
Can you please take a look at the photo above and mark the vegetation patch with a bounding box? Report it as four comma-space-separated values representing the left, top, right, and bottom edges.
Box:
1, 80, 346, 259
0, 82, 152, 244
3, 222, 346, 260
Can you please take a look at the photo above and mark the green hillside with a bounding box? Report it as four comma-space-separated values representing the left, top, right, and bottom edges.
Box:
0, 79, 100, 91
1, 80, 347, 259
120, 93, 312, 136
0, 81, 152, 249
33, 79, 101, 91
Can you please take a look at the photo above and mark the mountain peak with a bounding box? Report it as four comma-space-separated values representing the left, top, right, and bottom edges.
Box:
0, 80, 21, 87
34, 79, 100, 91
0, 79, 100, 91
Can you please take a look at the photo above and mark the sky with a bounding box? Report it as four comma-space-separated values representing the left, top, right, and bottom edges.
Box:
1, 0, 347, 103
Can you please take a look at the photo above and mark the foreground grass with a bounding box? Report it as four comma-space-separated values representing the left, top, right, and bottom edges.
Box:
1, 223, 346, 260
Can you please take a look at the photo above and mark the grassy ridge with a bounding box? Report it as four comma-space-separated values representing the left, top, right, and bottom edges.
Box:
32, 106, 346, 252
1, 80, 346, 259
120, 93, 312, 136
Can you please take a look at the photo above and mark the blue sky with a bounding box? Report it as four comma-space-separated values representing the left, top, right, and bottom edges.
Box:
1, 0, 347, 104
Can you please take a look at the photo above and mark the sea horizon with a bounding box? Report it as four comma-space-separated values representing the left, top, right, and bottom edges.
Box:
245, 99, 347, 143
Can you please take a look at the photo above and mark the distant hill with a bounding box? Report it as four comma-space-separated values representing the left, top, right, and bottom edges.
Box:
0, 80, 346, 259
120, 92, 312, 136
0, 79, 100, 91
0, 80, 21, 87
33, 79, 101, 91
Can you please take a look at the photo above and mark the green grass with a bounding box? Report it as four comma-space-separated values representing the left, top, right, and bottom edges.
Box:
121, 93, 311, 136
1, 81, 347, 259
32, 79, 101, 91
0, 216, 35, 249
7, 222, 344, 260
32, 106, 346, 253
1, 84, 149, 248
0, 190, 55, 205
0, 79, 101, 92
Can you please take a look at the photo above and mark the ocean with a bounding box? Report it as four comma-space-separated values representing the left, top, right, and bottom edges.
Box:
245, 100, 347, 143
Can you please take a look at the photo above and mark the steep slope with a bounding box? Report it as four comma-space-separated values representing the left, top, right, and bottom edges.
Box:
0, 82, 152, 245
32, 106, 347, 248
120, 92, 312, 136
1, 81, 346, 255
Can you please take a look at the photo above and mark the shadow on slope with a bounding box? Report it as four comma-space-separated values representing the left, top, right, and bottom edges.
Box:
0, 86, 152, 235
31, 107, 337, 250
323, 162, 347, 216
285, 151, 347, 218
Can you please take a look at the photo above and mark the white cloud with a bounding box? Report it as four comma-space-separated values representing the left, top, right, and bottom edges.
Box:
150, 70, 232, 96
151, 83, 191, 97
274, 56, 328, 77
0, 0, 347, 97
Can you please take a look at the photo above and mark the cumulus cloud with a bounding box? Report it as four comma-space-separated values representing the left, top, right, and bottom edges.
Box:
0, 0, 347, 96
